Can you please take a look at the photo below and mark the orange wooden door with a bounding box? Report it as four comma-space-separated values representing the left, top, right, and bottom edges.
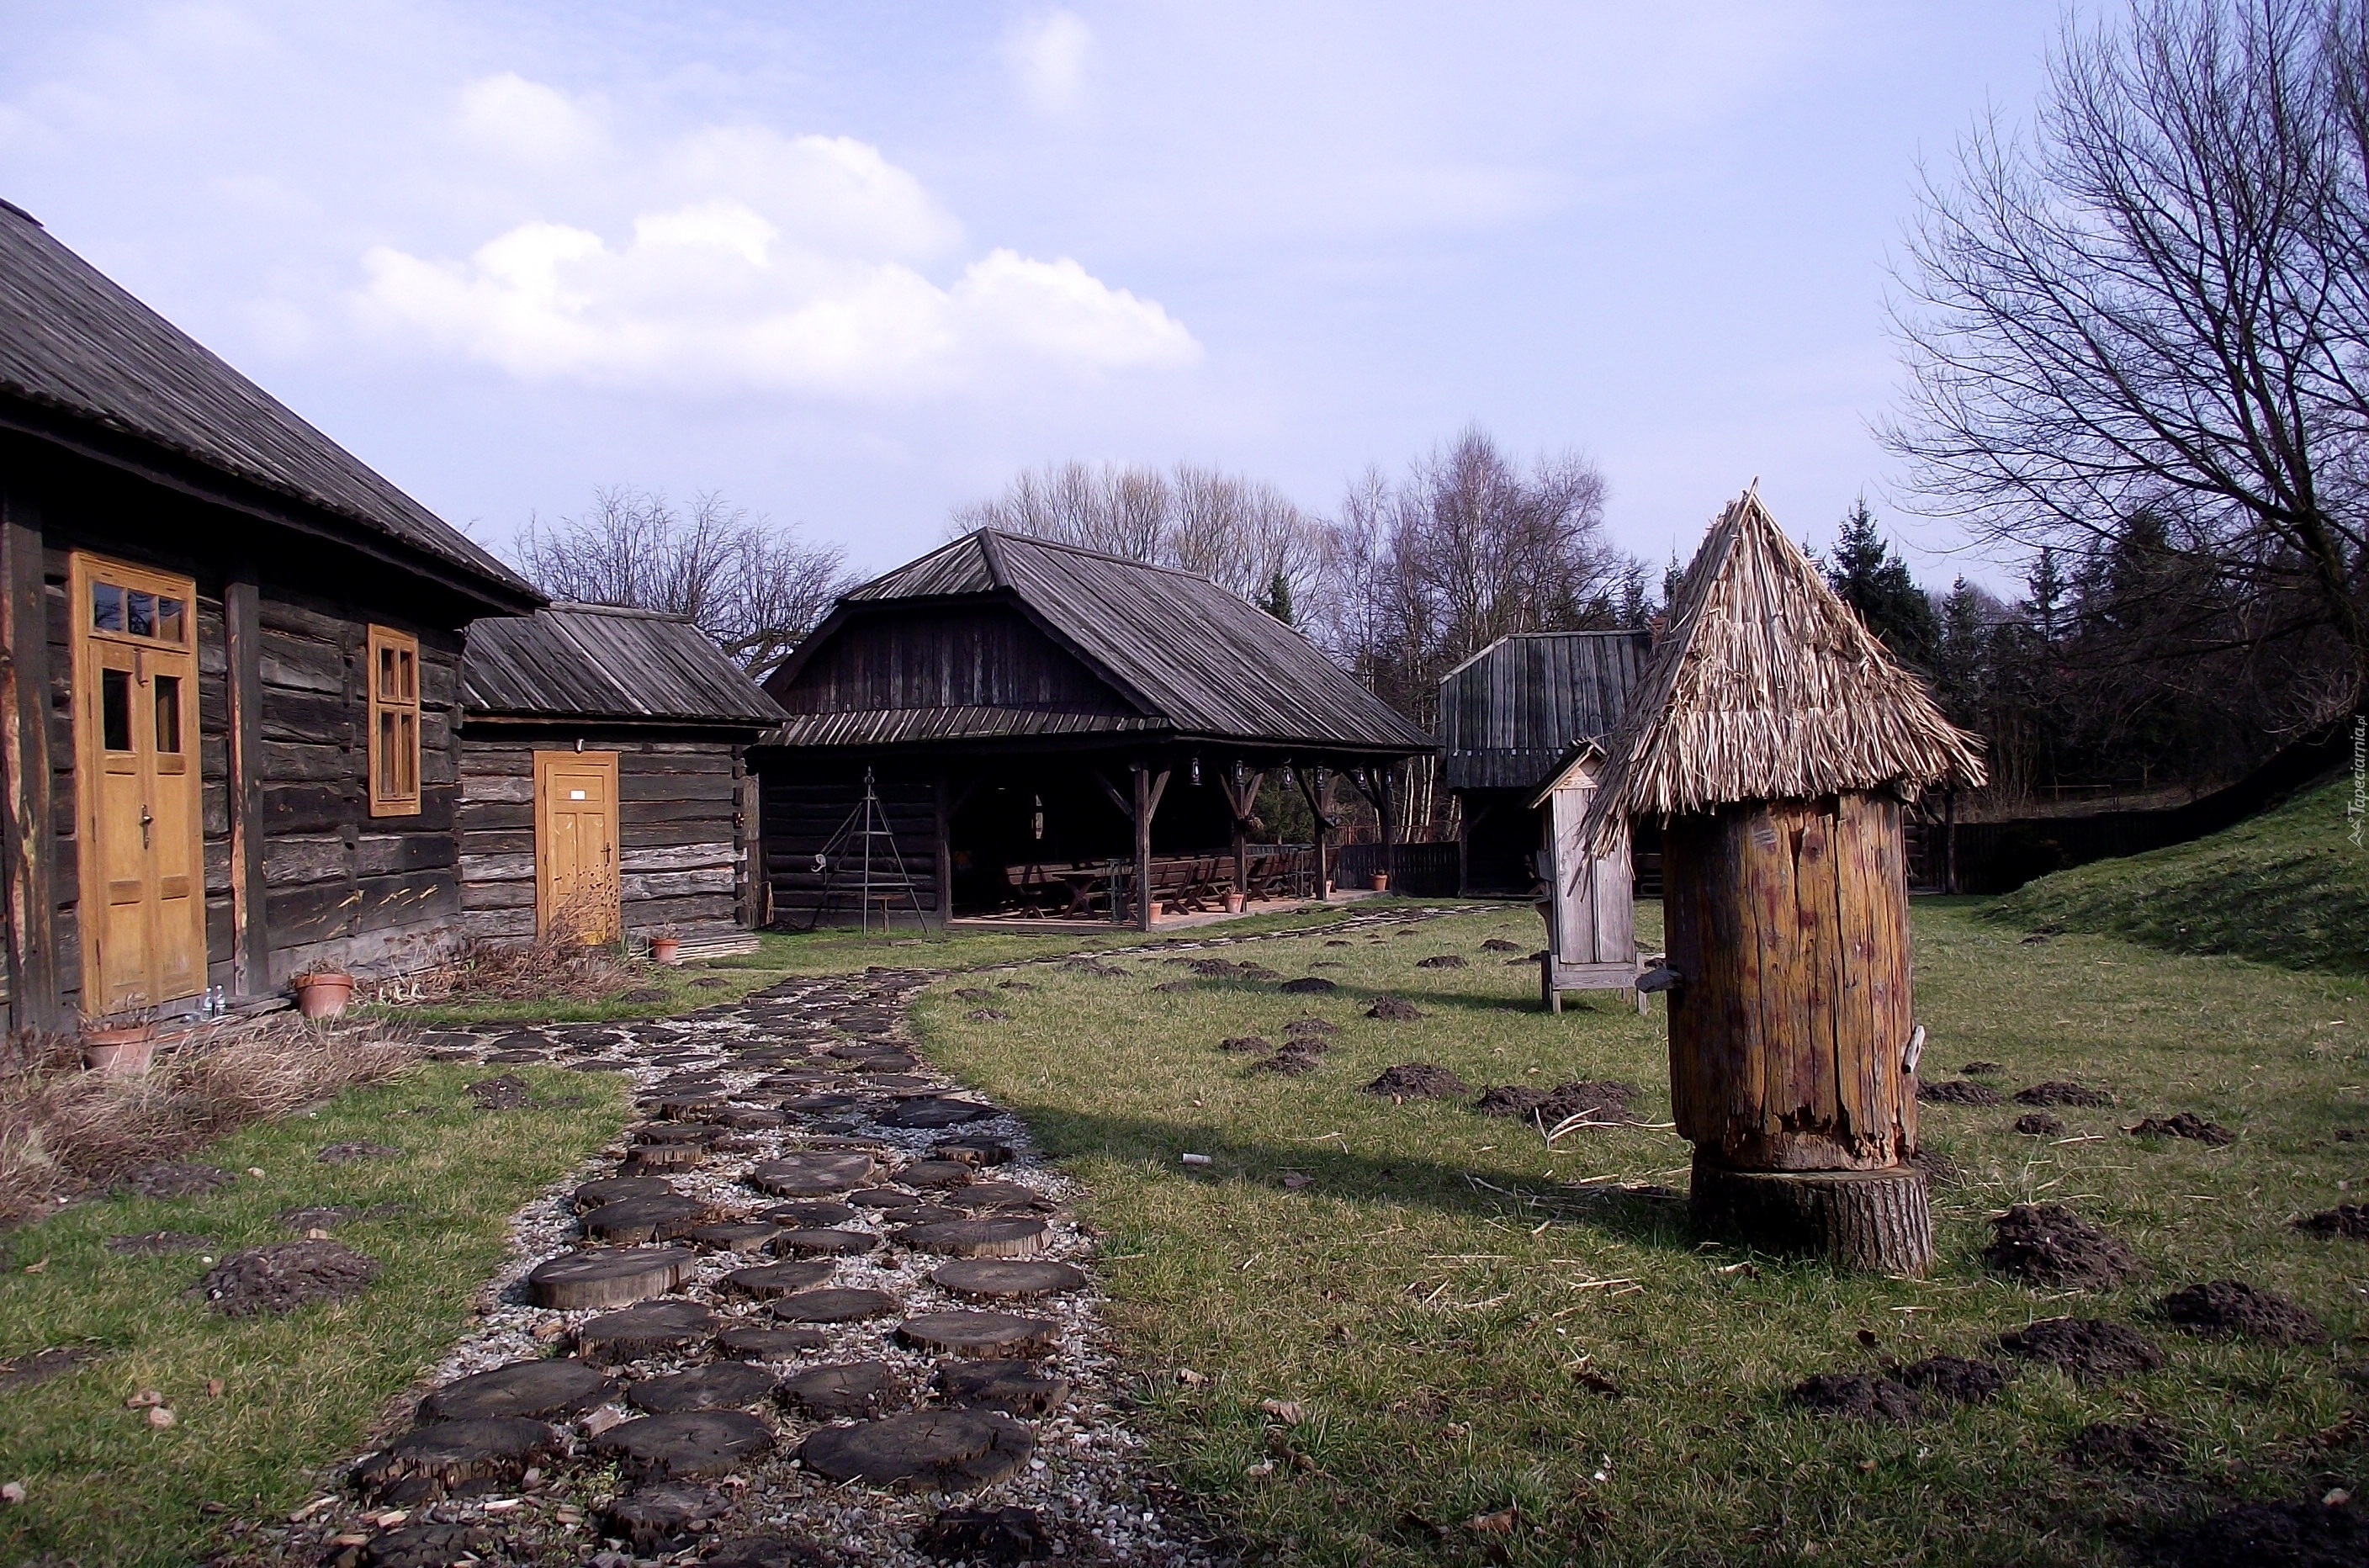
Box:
534, 750, 620, 943
70, 554, 205, 1014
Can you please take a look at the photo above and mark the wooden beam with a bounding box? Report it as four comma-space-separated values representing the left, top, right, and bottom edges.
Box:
932, 770, 953, 930
0, 501, 57, 1028
225, 569, 268, 993
1294, 765, 1334, 902
1089, 767, 1132, 821
1132, 764, 1152, 931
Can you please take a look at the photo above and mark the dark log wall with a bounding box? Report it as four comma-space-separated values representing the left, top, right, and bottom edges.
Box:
458, 737, 747, 940
761, 764, 941, 928
1662, 791, 1916, 1173
774, 605, 1130, 715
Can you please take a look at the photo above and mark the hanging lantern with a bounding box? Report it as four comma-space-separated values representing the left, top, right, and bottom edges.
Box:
1190, 755, 1201, 787
1031, 794, 1045, 841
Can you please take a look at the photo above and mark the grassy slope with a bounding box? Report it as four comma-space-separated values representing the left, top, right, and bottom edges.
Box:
0, 1063, 627, 1567
918, 902, 2369, 1567
1990, 773, 2367, 973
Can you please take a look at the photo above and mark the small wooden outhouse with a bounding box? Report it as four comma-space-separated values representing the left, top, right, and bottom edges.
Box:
1528, 741, 1643, 1012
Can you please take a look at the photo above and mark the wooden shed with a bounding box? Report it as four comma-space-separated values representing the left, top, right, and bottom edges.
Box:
1529, 741, 1642, 1012
457, 604, 786, 947
1437, 631, 1655, 895
1582, 489, 1985, 1273
755, 531, 1433, 930
0, 198, 542, 1026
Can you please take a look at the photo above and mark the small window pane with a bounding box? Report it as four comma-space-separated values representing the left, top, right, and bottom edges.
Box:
153, 674, 182, 754
398, 711, 417, 794
399, 648, 416, 702
377, 709, 399, 797
156, 597, 186, 644
92, 583, 124, 633
101, 668, 131, 750
126, 591, 155, 638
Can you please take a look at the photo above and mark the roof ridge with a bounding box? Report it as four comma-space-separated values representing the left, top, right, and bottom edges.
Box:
546, 601, 697, 623
973, 527, 1213, 580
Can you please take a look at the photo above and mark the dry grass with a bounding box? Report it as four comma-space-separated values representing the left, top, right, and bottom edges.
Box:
364, 933, 626, 1008
0, 1017, 416, 1223
1585, 487, 1985, 845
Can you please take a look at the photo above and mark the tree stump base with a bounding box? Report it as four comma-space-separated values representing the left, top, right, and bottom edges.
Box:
1690, 1152, 1933, 1275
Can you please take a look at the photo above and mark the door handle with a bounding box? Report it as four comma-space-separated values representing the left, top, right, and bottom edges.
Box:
140, 804, 152, 850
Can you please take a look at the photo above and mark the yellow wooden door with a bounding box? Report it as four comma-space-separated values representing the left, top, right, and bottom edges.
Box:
70, 554, 204, 1014
534, 750, 620, 943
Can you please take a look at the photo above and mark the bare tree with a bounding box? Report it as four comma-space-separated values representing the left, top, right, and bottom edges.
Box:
518, 486, 850, 676
1886, 0, 2369, 714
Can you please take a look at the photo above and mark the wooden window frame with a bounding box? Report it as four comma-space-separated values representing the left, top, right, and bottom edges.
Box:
366, 624, 421, 818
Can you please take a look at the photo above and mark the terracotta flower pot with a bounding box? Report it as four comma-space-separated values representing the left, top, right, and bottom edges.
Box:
81, 1024, 156, 1075
649, 937, 682, 966
1370, 871, 1390, 893
1223, 893, 1244, 914
293, 972, 355, 1020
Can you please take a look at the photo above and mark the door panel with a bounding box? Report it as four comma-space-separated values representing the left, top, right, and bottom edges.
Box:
71, 554, 205, 1014
534, 750, 620, 943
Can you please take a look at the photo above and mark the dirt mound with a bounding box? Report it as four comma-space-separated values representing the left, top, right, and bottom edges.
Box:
2064, 1419, 2183, 1473
917, 1504, 1057, 1563
1480, 939, 1523, 953
2297, 1204, 2369, 1239
1282, 1018, 1338, 1038
1217, 1036, 1270, 1053
1917, 1079, 2002, 1106
1366, 999, 1424, 1020
1959, 1061, 2003, 1075
115, 1161, 232, 1198
464, 1073, 534, 1110
1249, 1046, 1320, 1078
2015, 1113, 2066, 1136
1995, 1316, 2165, 1381
2150, 1497, 2369, 1568
2131, 1112, 2234, 1146
1476, 1080, 1638, 1126
1279, 977, 1338, 994
188, 1239, 380, 1316
1364, 1064, 1471, 1100
2017, 1081, 2114, 1107
1896, 1354, 2007, 1404
1984, 1204, 2145, 1289
1414, 955, 1466, 969
2155, 1280, 2325, 1345
1787, 1373, 1922, 1423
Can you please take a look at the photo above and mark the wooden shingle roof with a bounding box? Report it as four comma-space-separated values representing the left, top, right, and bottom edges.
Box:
1437, 630, 1654, 792
772, 530, 1432, 755
464, 604, 787, 728
0, 199, 536, 607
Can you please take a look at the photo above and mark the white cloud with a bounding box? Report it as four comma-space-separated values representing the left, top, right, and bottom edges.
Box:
1004, 10, 1093, 116
353, 77, 1195, 400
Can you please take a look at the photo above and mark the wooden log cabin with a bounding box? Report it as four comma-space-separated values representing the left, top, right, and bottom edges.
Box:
1580, 488, 1985, 1273
0, 198, 544, 1028
754, 530, 1434, 930
456, 604, 785, 948
1436, 630, 1655, 896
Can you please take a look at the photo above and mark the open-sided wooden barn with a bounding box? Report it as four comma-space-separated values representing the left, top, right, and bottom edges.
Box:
1436, 630, 1655, 895
755, 530, 1434, 929
457, 604, 785, 948
0, 198, 543, 1027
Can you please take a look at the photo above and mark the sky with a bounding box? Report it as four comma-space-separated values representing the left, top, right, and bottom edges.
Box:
0, 1, 2069, 589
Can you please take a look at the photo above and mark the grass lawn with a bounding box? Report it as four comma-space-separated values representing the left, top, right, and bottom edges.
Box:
1991, 772, 2367, 975
0, 1062, 628, 1568
915, 899, 2369, 1566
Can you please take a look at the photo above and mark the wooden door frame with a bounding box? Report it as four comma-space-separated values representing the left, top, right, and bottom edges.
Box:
67, 550, 204, 1014
533, 749, 620, 943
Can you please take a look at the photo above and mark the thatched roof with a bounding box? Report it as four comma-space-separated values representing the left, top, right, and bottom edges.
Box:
1582, 489, 1984, 843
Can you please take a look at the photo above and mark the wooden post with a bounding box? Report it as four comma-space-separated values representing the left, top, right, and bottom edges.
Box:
1296, 765, 1333, 901
1666, 791, 1932, 1274
0, 501, 58, 1029
224, 570, 268, 993
1942, 787, 1958, 895
932, 771, 953, 931
1128, 764, 1167, 930
1378, 761, 1398, 887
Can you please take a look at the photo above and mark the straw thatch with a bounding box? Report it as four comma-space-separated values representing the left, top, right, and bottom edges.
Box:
1581, 488, 1984, 847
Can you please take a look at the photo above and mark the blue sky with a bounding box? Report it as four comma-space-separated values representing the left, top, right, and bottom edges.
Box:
0, 1, 2064, 587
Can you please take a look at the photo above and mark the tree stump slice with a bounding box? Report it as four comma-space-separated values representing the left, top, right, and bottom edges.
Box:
850, 1187, 925, 1210
893, 1219, 1049, 1258
574, 1176, 675, 1210
601, 1481, 730, 1552
684, 1221, 781, 1254
652, 1092, 728, 1119
1690, 1156, 1934, 1275
581, 1195, 713, 1244
931, 1141, 1014, 1168
761, 1201, 858, 1227
358, 1522, 496, 1566
718, 1260, 835, 1299
576, 1300, 719, 1364
877, 1099, 999, 1131
590, 1409, 774, 1481
630, 1121, 725, 1147
626, 1362, 779, 1413
776, 1360, 907, 1419
768, 1227, 882, 1258
930, 1259, 1087, 1300
954, 1183, 1056, 1214
766, 1287, 902, 1323
417, 1359, 614, 1422
797, 1410, 1035, 1492
782, 1094, 867, 1117
937, 1362, 1072, 1416
898, 1161, 973, 1189
748, 1154, 877, 1197
525, 1246, 695, 1311
718, 1323, 829, 1359
896, 1311, 1057, 1359
353, 1417, 559, 1501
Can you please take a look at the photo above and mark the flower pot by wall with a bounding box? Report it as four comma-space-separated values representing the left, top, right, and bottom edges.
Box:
1222, 893, 1244, 914
1370, 871, 1390, 893
649, 936, 682, 966
81, 1025, 156, 1075
294, 972, 355, 1020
